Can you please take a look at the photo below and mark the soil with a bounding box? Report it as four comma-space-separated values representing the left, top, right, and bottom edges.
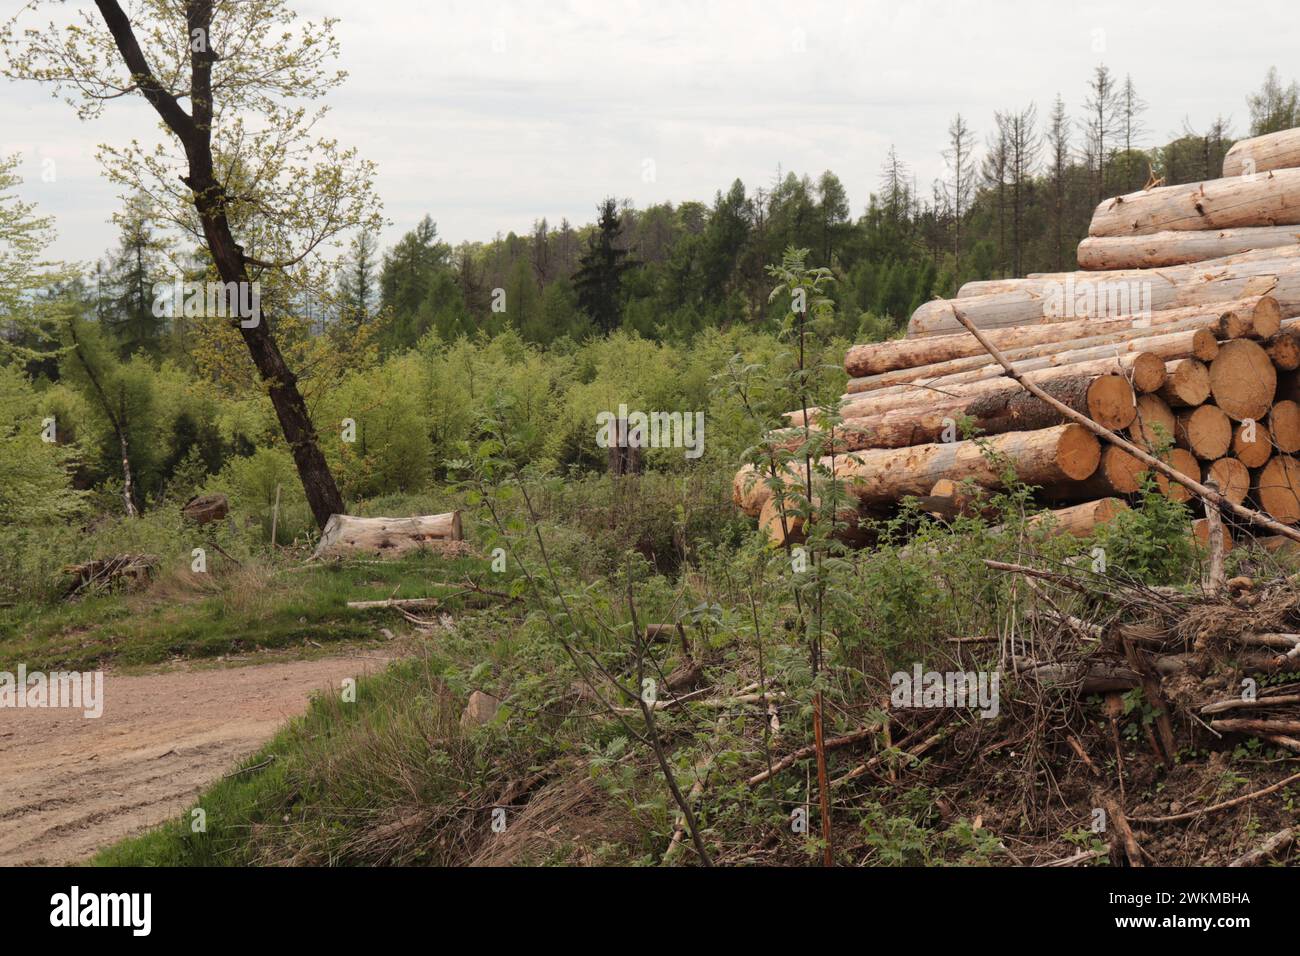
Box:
0, 650, 393, 865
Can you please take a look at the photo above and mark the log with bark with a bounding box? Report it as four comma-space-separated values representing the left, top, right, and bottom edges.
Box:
846, 297, 1276, 378
773, 373, 1135, 453
735, 424, 1100, 516
845, 325, 1218, 396
1223, 127, 1300, 177
310, 512, 465, 561
1233, 419, 1274, 468
181, 493, 229, 525
1077, 226, 1300, 270
797, 352, 1166, 426
1089, 168, 1300, 238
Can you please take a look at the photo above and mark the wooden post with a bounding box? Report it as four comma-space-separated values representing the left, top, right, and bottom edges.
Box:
608, 417, 643, 476
1203, 478, 1226, 594
270, 483, 282, 549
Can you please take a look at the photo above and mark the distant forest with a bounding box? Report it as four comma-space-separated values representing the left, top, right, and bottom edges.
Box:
76, 64, 1300, 360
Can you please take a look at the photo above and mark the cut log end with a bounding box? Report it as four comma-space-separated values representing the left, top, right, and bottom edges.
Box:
1176, 404, 1233, 460
1131, 353, 1169, 393
1057, 423, 1103, 480
1234, 419, 1274, 468
1129, 394, 1177, 452
1210, 339, 1278, 422
1269, 400, 1300, 454
1086, 374, 1138, 430
1155, 448, 1200, 502
1206, 457, 1250, 505
1158, 359, 1211, 407
1257, 455, 1300, 525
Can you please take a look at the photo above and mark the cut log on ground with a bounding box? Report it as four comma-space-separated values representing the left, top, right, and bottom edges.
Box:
1089, 168, 1300, 237
310, 512, 465, 561
1175, 405, 1233, 460
181, 493, 229, 525
1078, 226, 1300, 270
1209, 339, 1278, 421
1224, 127, 1300, 177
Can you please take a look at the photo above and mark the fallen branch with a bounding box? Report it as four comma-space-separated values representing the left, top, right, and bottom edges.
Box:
1129, 769, 1300, 823
951, 306, 1300, 543
747, 722, 884, 787
1228, 827, 1295, 867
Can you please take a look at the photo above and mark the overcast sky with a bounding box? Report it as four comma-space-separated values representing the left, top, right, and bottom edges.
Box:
2, 0, 1298, 266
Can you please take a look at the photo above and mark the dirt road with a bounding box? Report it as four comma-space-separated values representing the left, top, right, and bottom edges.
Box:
0, 651, 392, 865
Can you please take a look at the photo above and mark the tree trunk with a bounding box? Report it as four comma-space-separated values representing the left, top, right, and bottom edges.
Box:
1089, 168, 1300, 237
94, 0, 345, 530
1077, 226, 1300, 270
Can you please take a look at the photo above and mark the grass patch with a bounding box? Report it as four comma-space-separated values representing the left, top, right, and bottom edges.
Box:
0, 552, 493, 672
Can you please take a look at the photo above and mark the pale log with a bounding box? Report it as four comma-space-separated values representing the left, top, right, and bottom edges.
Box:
846, 297, 1275, 378
1223, 128, 1300, 177
310, 512, 464, 561
1089, 168, 1300, 238
846, 326, 1217, 396
773, 374, 1134, 452
737, 424, 1100, 514
1077, 227, 1300, 270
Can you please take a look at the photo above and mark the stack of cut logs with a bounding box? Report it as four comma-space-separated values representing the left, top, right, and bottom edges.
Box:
735, 126, 1300, 548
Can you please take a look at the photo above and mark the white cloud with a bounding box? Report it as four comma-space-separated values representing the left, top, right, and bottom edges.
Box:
2, 0, 1297, 264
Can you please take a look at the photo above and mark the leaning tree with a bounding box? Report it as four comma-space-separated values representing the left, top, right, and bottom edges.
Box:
2, 0, 385, 527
